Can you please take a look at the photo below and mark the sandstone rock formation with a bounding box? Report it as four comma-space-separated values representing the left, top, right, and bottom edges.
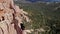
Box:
0, 0, 29, 34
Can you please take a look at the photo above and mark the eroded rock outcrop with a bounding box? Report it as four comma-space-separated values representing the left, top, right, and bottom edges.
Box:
0, 0, 29, 34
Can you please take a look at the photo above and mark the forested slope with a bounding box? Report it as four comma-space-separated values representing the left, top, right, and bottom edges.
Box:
15, 2, 60, 34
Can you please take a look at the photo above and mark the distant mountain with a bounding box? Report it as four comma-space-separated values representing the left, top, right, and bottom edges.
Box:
26, 0, 60, 2
14, 0, 60, 3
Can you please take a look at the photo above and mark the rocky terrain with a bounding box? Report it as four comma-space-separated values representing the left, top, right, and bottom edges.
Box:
0, 0, 30, 34
0, 0, 60, 34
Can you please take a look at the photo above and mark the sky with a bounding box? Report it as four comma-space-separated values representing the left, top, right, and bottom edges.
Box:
26, 0, 60, 2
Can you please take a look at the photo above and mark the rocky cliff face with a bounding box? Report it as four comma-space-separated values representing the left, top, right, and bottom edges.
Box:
0, 0, 29, 34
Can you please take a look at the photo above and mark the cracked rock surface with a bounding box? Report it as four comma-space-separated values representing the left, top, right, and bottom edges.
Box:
0, 0, 29, 34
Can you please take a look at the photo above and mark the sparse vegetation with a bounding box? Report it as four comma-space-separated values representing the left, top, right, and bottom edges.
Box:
15, 2, 60, 34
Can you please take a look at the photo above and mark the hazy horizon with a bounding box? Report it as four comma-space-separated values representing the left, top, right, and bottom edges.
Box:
26, 0, 60, 2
